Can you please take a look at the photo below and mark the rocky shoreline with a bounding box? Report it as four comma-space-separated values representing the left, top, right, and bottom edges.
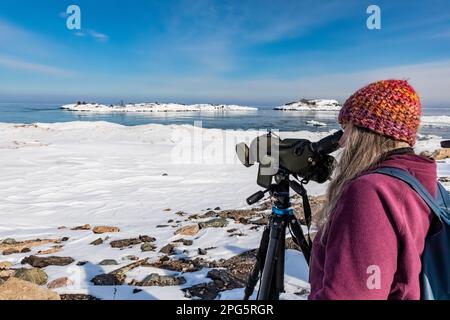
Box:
0, 195, 324, 300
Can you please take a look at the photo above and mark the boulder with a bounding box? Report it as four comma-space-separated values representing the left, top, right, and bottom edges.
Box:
133, 273, 186, 287
174, 224, 200, 236
21, 255, 74, 268
92, 226, 120, 234
0, 261, 13, 270
141, 243, 156, 252
0, 278, 60, 300
47, 277, 74, 289
433, 148, 450, 160
98, 259, 119, 266
199, 218, 229, 229
159, 244, 175, 255
13, 268, 48, 285
90, 238, 103, 246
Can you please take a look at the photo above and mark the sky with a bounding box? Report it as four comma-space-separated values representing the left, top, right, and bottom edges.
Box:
0, 0, 449, 106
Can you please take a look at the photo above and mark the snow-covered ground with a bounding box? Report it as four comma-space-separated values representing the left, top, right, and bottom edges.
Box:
275, 99, 341, 111
0, 121, 448, 300
61, 103, 257, 113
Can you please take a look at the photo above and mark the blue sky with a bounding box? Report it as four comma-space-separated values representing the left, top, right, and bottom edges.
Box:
0, 0, 449, 106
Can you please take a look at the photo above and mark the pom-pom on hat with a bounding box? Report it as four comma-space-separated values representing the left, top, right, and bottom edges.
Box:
338, 80, 421, 146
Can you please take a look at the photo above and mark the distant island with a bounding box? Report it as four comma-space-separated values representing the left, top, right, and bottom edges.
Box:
275, 99, 341, 111
61, 102, 258, 112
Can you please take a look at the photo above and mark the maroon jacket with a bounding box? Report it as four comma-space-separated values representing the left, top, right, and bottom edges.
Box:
308, 153, 437, 300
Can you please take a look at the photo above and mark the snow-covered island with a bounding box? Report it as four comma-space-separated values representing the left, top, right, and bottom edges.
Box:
275, 99, 341, 111
61, 102, 258, 112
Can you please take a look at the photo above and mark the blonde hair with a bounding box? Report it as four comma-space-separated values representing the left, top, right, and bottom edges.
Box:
317, 124, 410, 240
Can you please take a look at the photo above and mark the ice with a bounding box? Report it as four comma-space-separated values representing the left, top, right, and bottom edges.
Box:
61, 103, 257, 113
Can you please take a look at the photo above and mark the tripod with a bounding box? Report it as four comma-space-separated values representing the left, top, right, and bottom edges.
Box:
243, 174, 313, 300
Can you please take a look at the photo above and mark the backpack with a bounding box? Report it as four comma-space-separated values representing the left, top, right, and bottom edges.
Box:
373, 167, 450, 300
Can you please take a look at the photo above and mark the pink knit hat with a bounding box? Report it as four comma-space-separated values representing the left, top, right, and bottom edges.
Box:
339, 80, 422, 146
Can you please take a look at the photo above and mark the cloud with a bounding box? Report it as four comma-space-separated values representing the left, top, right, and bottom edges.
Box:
70, 29, 109, 42
120, 60, 450, 106
0, 55, 76, 77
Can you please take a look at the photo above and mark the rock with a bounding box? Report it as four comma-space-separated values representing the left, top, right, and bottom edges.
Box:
122, 255, 139, 261
207, 269, 246, 290
218, 210, 259, 224
139, 235, 156, 243
21, 255, 74, 268
90, 238, 103, 246
133, 273, 186, 287
60, 294, 99, 300
175, 211, 187, 216
199, 218, 229, 229
2, 238, 17, 245
214, 207, 221, 211
61, 237, 69, 242
37, 246, 63, 255
91, 273, 125, 286
175, 224, 200, 236
0, 261, 12, 270
110, 238, 141, 248
47, 277, 73, 289
148, 256, 214, 273
141, 243, 156, 252
215, 250, 257, 284
433, 148, 450, 160
159, 244, 175, 255
2, 248, 19, 255
0, 238, 59, 254
439, 177, 450, 183
173, 239, 193, 246
92, 226, 120, 234
71, 224, 91, 231
0, 270, 15, 278
110, 235, 155, 249
13, 268, 48, 285
20, 247, 31, 253
0, 278, 60, 300
99, 259, 119, 266
197, 211, 217, 219
184, 282, 220, 300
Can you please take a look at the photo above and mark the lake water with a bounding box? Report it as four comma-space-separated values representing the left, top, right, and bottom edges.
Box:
0, 102, 449, 138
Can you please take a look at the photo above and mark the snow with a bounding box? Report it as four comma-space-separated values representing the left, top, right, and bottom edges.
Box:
61, 103, 257, 113
275, 99, 341, 111
306, 120, 327, 127
0, 121, 447, 300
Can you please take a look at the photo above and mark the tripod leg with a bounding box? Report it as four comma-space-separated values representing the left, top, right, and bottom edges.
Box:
243, 226, 270, 300
289, 217, 311, 264
258, 216, 284, 300
272, 224, 286, 299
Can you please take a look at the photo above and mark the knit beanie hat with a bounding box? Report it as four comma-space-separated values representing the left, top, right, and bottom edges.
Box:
338, 80, 421, 146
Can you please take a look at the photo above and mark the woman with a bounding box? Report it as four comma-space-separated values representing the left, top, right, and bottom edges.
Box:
308, 80, 437, 300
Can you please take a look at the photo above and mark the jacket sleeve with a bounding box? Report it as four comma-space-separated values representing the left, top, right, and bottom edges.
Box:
310, 177, 401, 300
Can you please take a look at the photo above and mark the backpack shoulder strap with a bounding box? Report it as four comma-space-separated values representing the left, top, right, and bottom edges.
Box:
371, 167, 443, 221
